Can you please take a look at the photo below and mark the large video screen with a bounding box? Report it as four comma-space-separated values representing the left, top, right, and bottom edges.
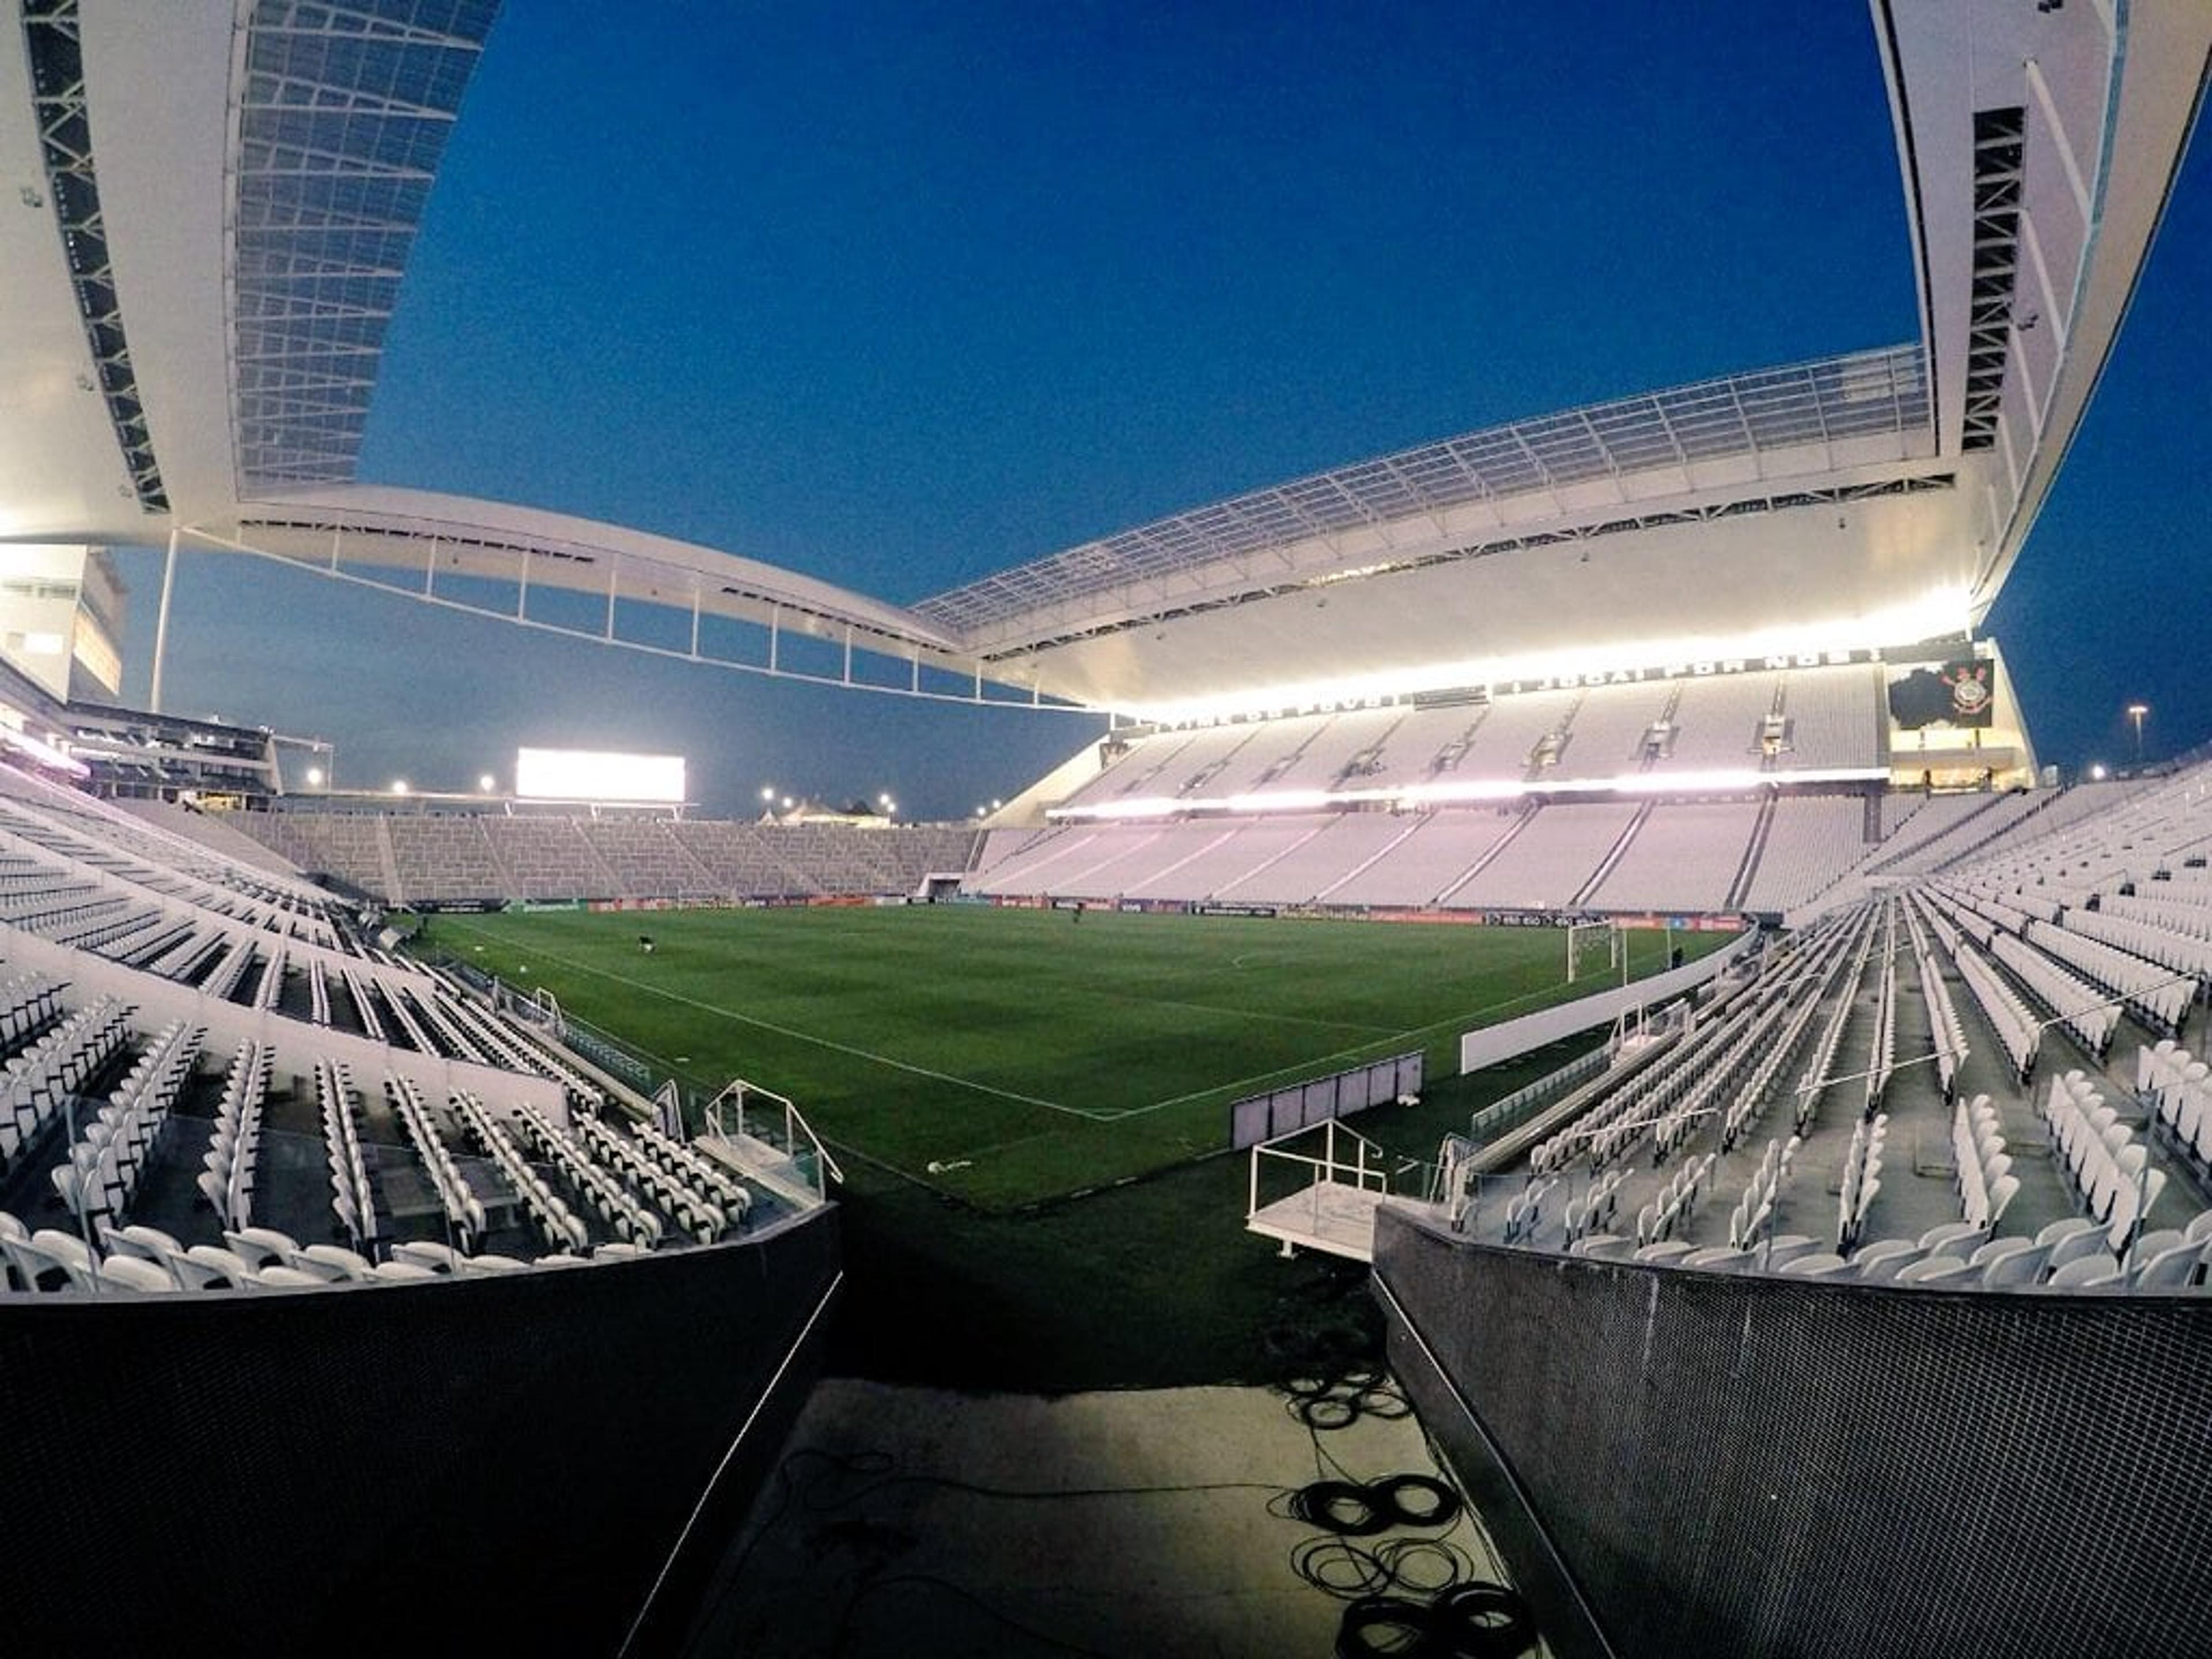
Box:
514, 747, 686, 803
1887, 660, 1995, 730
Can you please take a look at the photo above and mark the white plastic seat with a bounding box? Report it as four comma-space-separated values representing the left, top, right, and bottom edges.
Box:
248, 1265, 326, 1289
2130, 1228, 2187, 1267
1677, 1247, 1755, 1274
1895, 1256, 1978, 1287
2131, 1241, 2202, 1291
1762, 1234, 1820, 1268
1918, 1221, 1983, 1259
290, 1243, 374, 1282
2043, 1256, 2123, 1291
1850, 1240, 1923, 1281
2036, 1216, 2099, 1251
391, 1240, 463, 1274
99, 1222, 180, 1263
2045, 1227, 2112, 1277
1777, 1252, 1851, 1278
1985, 1175, 2021, 1229
369, 1260, 438, 1281
1976, 1240, 2048, 1289
457, 1252, 530, 1274
173, 1245, 253, 1291
1632, 1240, 1696, 1264
22, 1228, 100, 1291
224, 1226, 299, 1268
96, 1255, 178, 1294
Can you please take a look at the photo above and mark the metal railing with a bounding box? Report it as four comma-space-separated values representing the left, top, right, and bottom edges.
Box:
707, 1078, 843, 1202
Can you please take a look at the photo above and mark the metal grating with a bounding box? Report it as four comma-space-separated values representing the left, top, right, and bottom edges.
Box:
20, 0, 168, 513
1959, 107, 2026, 453
229, 0, 499, 489
915, 344, 1932, 638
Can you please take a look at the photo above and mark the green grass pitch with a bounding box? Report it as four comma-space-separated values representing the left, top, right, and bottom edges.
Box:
430, 903, 1719, 1210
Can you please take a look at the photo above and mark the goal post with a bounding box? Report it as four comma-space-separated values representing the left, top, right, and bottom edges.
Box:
1566, 919, 1622, 984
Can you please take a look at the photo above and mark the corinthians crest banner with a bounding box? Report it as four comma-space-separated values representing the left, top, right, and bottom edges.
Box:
1887, 660, 1995, 729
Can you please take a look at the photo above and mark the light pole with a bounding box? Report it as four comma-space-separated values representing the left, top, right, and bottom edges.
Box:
2127, 702, 2149, 763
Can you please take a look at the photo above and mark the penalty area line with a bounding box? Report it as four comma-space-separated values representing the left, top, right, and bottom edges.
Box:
462, 938, 1110, 1122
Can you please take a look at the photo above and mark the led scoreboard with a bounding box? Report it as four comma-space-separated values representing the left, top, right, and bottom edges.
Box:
514, 748, 686, 804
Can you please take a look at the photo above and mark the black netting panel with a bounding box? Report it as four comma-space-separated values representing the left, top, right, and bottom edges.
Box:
1375, 1206, 2212, 1659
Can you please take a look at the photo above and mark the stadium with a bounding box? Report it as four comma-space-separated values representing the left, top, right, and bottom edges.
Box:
1, 2, 2209, 1656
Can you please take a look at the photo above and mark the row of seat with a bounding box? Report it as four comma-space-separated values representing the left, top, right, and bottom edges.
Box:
2066, 900, 2212, 993
2139, 1038, 2212, 1183
3, 1212, 503, 1293
195, 1040, 272, 1231
1919, 948, 1968, 1104
1503, 1173, 1558, 1244
2040, 1070, 2165, 1257
315, 1058, 378, 1248
1835, 1115, 1886, 1252
1569, 1212, 2212, 1293
1952, 1094, 2020, 1233
459, 1096, 591, 1255
1717, 944, 1835, 1150
51, 1019, 203, 1226
1558, 1167, 1626, 1245
0, 995, 131, 1175
567, 1108, 742, 1243
1863, 908, 1899, 1112
1785, 907, 1876, 1137
2026, 915, 2196, 1034
386, 1074, 490, 1251
505, 1101, 664, 1247
631, 1116, 752, 1222
0, 967, 63, 1052
2102, 887, 2212, 949
1728, 1135, 1798, 1251
1993, 931, 2120, 1058
1635, 1150, 1717, 1247
1950, 935, 2041, 1081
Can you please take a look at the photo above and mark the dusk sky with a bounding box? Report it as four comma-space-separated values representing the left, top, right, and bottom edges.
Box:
113, 3, 2211, 816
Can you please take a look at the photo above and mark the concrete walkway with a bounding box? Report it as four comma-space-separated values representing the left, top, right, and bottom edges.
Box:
681, 1378, 1541, 1658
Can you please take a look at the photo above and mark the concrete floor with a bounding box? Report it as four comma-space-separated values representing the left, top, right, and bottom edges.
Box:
683, 1380, 1543, 1658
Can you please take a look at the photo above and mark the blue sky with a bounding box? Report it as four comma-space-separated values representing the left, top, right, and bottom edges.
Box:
117, 3, 2211, 814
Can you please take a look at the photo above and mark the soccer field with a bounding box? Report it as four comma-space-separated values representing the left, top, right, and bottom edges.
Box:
430, 904, 1718, 1208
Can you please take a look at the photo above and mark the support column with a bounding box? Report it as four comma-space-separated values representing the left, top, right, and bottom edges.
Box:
149, 525, 179, 714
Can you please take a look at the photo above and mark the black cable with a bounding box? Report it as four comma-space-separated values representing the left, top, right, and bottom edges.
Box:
1371, 1473, 1461, 1529
1298, 1392, 1362, 1431
1427, 1581, 1535, 1658
1371, 1537, 1467, 1596
1291, 1478, 1396, 1537
1335, 1595, 1433, 1658
1291, 1536, 1392, 1599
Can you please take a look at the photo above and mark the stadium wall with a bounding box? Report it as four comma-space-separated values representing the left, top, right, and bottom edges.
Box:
1373, 1204, 2212, 1659
0, 1209, 841, 1656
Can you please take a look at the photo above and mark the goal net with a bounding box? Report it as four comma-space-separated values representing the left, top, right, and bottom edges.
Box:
1566, 920, 1622, 984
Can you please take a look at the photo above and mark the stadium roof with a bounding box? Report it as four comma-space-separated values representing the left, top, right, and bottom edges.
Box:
0, 1, 2206, 717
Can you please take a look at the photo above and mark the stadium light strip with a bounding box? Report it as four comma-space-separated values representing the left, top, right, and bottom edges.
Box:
1118, 588, 1975, 726
1048, 766, 1890, 822
0, 725, 90, 778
